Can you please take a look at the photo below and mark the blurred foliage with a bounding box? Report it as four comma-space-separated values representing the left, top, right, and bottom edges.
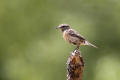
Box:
0, 0, 120, 80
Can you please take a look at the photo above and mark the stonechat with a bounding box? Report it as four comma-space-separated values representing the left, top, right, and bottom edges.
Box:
56, 24, 97, 50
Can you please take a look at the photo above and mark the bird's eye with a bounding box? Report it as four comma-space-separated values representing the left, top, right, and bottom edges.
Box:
62, 26, 67, 28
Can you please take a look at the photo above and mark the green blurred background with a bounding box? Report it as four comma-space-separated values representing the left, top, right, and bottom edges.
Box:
0, 0, 120, 80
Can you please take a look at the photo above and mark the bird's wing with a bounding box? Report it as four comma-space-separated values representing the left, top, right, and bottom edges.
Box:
67, 29, 85, 41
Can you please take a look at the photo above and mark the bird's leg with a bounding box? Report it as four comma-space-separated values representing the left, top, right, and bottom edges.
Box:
73, 46, 80, 52
76, 46, 80, 50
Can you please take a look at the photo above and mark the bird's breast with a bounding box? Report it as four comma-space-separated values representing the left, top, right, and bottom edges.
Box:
63, 31, 70, 42
63, 31, 80, 45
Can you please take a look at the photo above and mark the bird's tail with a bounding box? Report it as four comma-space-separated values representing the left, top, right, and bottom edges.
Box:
84, 41, 97, 48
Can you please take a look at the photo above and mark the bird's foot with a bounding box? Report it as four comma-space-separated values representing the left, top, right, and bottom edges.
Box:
73, 47, 79, 53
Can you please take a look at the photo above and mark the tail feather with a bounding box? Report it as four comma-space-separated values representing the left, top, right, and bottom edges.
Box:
85, 41, 97, 48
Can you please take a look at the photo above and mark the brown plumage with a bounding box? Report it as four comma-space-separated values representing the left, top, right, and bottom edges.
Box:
56, 24, 97, 50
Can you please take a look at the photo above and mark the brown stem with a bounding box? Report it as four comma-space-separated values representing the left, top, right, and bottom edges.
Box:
67, 50, 84, 80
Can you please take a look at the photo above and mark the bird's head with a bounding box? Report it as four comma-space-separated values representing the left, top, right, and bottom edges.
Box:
56, 24, 70, 32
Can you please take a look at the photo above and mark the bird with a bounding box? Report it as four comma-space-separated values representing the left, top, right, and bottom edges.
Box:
56, 24, 97, 50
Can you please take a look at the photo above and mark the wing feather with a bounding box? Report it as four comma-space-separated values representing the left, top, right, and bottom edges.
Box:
67, 29, 85, 41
